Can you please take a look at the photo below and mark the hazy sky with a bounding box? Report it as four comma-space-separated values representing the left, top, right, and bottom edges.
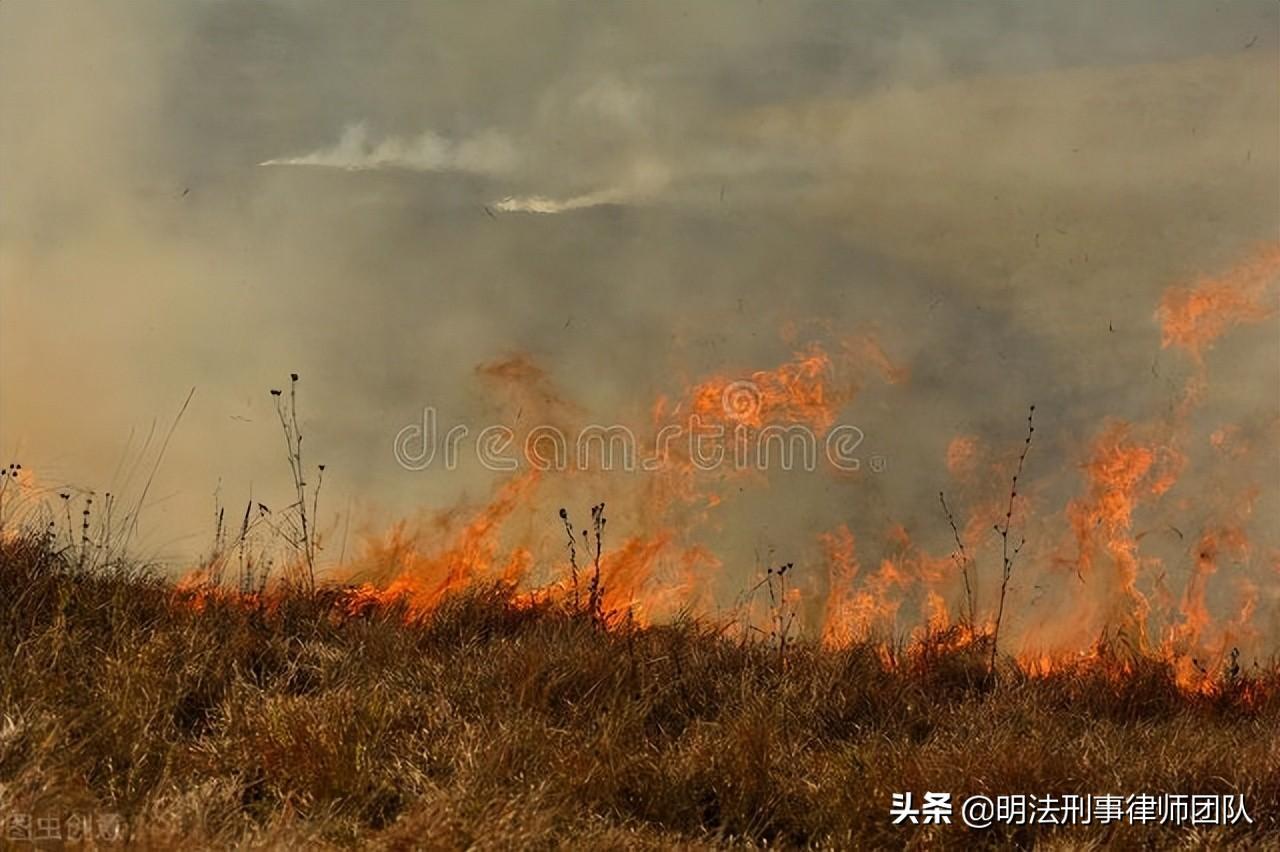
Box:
1, 0, 1276, 638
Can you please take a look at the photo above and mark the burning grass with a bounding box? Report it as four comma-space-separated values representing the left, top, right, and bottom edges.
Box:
1, 531, 1278, 849
1, 244, 1276, 847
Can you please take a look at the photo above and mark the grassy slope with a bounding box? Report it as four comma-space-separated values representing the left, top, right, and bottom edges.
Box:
0, 533, 1277, 850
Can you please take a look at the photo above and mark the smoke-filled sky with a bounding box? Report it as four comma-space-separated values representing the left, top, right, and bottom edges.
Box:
1, 1, 1277, 640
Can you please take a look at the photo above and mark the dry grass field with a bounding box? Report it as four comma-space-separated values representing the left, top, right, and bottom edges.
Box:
1, 530, 1276, 850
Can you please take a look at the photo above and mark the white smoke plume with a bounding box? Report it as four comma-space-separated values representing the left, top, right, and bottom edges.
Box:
494, 157, 671, 214
493, 190, 622, 214
260, 121, 519, 175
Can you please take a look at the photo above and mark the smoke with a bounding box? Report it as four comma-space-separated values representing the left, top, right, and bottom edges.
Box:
494, 157, 670, 214
1, 1, 1277, 652
261, 122, 520, 175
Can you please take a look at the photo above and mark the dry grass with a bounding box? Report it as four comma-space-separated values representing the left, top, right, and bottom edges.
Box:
1, 532, 1278, 850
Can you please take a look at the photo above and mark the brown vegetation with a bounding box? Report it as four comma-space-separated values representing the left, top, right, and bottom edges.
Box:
0, 531, 1277, 849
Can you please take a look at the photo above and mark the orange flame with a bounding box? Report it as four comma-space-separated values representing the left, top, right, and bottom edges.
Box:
1157, 242, 1280, 362
155, 245, 1279, 701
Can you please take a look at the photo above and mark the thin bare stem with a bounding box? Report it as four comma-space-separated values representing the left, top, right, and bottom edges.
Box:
272, 374, 319, 593
990, 404, 1035, 675
122, 387, 195, 553
588, 502, 606, 621
559, 507, 580, 610
939, 490, 976, 627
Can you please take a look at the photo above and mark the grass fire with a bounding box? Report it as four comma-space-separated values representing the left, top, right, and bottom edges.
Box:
2, 2, 1278, 848
2, 244, 1278, 846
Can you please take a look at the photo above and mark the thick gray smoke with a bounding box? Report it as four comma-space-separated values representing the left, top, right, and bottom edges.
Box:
1, 1, 1276, 648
